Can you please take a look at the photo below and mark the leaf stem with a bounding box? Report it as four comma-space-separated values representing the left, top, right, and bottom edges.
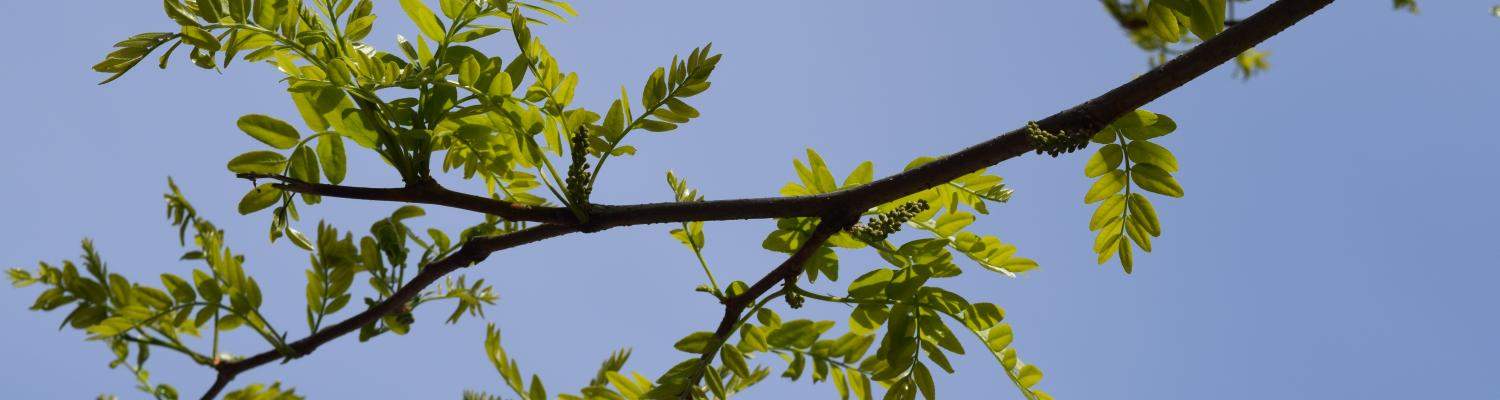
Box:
681, 222, 721, 295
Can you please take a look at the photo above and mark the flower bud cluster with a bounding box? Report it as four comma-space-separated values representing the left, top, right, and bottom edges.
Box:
565, 126, 594, 209
1027, 121, 1088, 157
847, 200, 930, 243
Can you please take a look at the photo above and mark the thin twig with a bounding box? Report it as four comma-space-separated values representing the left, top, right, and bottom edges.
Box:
199, 224, 576, 399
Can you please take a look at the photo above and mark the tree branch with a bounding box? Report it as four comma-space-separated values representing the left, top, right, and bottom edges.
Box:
200, 224, 577, 400
203, 0, 1333, 397
245, 0, 1334, 234
680, 216, 850, 397
236, 173, 576, 225
673, 0, 1335, 394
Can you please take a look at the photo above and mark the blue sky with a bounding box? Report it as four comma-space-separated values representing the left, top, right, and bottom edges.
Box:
2, 1, 1498, 399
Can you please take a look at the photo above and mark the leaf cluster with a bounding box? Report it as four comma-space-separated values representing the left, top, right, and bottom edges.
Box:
1083, 110, 1182, 273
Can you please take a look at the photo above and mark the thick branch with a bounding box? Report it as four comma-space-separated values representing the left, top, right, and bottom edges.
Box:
200, 224, 576, 399
237, 173, 576, 225
251, 0, 1333, 233
204, 0, 1332, 397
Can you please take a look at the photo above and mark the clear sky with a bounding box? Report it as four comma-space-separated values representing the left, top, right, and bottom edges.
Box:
2, 1, 1498, 399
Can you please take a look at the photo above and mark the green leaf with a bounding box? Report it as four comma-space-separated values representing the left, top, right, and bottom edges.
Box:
642, 67, 666, 106
605, 372, 643, 400
885, 268, 928, 300
1127, 194, 1162, 236
287, 226, 314, 251
347, 15, 377, 41
665, 98, 699, 118
1130, 163, 1185, 197
912, 362, 935, 400
520, 376, 544, 400
226, 151, 287, 174
87, 317, 134, 337
554, 73, 579, 106
850, 304, 888, 335
1120, 113, 1177, 141
984, 324, 1013, 351
1017, 364, 1044, 388
636, 119, 677, 132
1152, 0, 1224, 40
1125, 218, 1154, 252
673, 331, 716, 354
237, 114, 301, 149
1147, 2, 1183, 42
1126, 140, 1179, 172
288, 146, 320, 185
847, 269, 893, 299
1085, 170, 1127, 204
1114, 110, 1160, 129
164, 0, 200, 26
179, 26, 219, 51
963, 303, 1005, 332
317, 135, 347, 184
1188, 0, 1227, 40
399, 0, 447, 41
1090, 194, 1127, 230
238, 184, 282, 214
160, 274, 195, 304
487, 71, 514, 99
459, 56, 482, 86
1085, 144, 1123, 178
720, 344, 750, 376
850, 369, 873, 400
844, 161, 874, 187
1001, 257, 1039, 273
932, 212, 974, 237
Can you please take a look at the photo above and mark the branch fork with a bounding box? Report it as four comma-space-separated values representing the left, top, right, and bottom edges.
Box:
207, 1, 1334, 396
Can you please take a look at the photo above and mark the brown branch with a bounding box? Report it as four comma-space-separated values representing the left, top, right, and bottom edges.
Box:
673, 0, 1336, 394
236, 173, 576, 225
199, 224, 577, 400
680, 217, 851, 397
203, 0, 1332, 397
247, 0, 1334, 233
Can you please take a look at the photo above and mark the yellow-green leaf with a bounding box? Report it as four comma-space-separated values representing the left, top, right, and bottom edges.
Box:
399, 0, 447, 41
984, 324, 1013, 351
673, 331, 716, 354
1131, 164, 1184, 197
1090, 194, 1127, 230
237, 114, 301, 149
1017, 364, 1044, 388
179, 26, 219, 51
237, 184, 282, 214
226, 151, 287, 174
1085, 170, 1128, 203
1126, 140, 1179, 172
720, 345, 750, 376
317, 135, 347, 184
1085, 144, 1124, 178
844, 161, 874, 187
1127, 194, 1162, 236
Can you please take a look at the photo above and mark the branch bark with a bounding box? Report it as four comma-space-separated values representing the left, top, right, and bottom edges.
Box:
204, 0, 1333, 397
237, 173, 576, 224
